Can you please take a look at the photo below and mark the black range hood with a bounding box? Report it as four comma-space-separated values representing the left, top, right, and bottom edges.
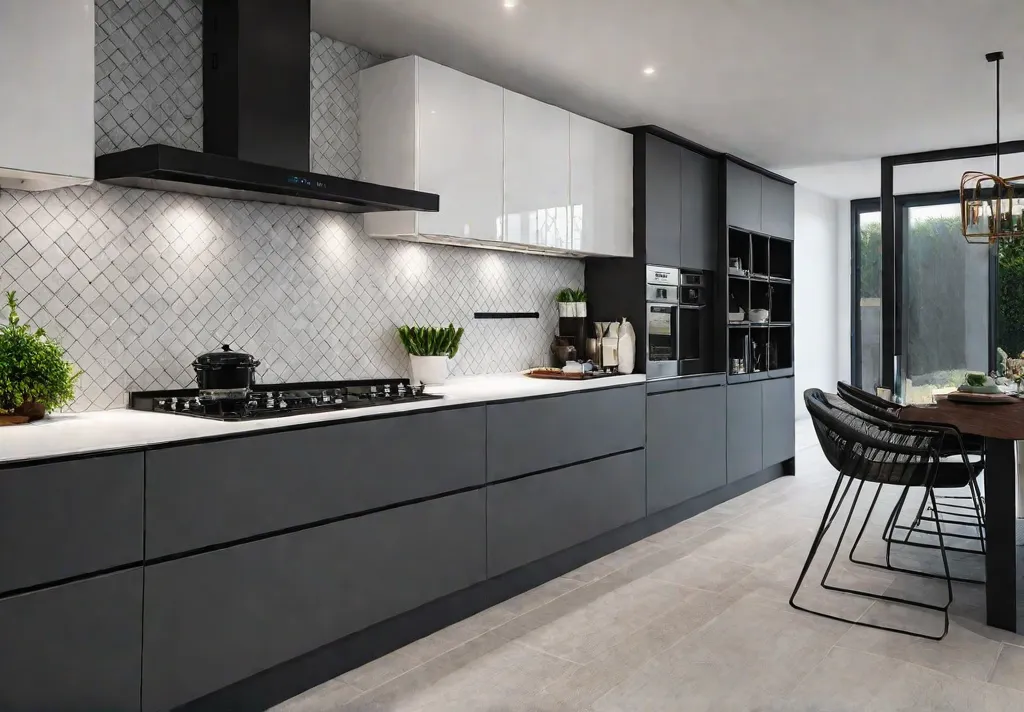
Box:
94, 0, 438, 214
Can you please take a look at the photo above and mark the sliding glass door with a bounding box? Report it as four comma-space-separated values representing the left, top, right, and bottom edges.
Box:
852, 193, 995, 403
898, 197, 991, 404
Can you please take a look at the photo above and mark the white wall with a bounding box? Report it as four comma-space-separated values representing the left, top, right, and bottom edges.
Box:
793, 185, 840, 418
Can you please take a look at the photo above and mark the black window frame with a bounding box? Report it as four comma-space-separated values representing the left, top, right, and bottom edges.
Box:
851, 198, 880, 389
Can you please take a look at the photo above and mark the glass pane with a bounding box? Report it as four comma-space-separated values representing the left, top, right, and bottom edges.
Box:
857, 210, 882, 390
997, 239, 1024, 381
902, 202, 989, 403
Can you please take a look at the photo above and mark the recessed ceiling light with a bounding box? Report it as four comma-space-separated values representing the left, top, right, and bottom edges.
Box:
503, 0, 517, 8
643, 66, 656, 76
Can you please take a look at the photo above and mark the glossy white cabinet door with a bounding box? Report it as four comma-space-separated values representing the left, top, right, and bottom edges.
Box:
0, 0, 94, 189
416, 59, 504, 241
570, 115, 633, 257
503, 90, 571, 250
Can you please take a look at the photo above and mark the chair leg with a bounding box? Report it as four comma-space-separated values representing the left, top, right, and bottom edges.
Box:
885, 481, 987, 567
791, 478, 951, 641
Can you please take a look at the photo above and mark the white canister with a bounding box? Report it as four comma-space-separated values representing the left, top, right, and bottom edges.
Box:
410, 355, 449, 385
558, 302, 576, 318
575, 302, 587, 318
617, 318, 636, 374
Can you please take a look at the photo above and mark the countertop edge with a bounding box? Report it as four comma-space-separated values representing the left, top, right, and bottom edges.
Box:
0, 374, 647, 467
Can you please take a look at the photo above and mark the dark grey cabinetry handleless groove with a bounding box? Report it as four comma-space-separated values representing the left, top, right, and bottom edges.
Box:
0, 569, 143, 712
486, 385, 645, 482
141, 490, 486, 712
727, 381, 764, 481
0, 453, 143, 594
762, 377, 796, 467
646, 386, 728, 514
486, 450, 646, 576
145, 406, 486, 557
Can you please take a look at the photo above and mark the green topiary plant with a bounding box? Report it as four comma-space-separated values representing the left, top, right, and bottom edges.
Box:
0, 291, 80, 416
397, 324, 464, 358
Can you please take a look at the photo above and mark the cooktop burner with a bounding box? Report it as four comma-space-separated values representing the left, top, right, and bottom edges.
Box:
129, 379, 443, 421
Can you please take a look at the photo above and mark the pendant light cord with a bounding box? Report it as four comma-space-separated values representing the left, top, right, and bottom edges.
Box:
996, 55, 1001, 177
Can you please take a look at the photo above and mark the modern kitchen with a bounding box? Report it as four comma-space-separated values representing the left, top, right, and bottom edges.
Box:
0, 1, 801, 710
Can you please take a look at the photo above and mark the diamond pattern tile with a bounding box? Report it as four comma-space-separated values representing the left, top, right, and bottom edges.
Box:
0, 0, 583, 413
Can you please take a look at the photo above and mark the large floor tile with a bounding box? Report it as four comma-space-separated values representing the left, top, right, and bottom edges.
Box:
498, 574, 693, 665
681, 524, 803, 567
988, 643, 1024, 692
591, 596, 850, 712
649, 553, 754, 593
837, 599, 1003, 682
786, 645, 1024, 712
268, 679, 361, 712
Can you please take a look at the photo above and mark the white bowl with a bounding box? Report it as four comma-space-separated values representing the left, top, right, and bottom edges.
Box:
749, 309, 769, 323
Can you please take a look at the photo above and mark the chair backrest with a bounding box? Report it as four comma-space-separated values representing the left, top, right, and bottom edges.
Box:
837, 382, 900, 422
804, 388, 943, 487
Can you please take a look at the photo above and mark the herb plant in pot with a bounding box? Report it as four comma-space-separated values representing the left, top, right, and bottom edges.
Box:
556, 288, 587, 318
398, 324, 464, 386
0, 292, 80, 423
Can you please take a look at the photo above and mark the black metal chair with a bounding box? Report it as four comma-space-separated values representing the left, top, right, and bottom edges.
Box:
792, 388, 955, 640
835, 382, 986, 567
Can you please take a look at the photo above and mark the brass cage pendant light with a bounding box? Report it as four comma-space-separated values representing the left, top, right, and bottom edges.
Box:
960, 51, 1024, 243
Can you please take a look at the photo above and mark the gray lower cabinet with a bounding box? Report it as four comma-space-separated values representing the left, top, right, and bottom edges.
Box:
145, 406, 486, 557
762, 377, 796, 467
487, 450, 646, 576
486, 385, 645, 482
646, 386, 727, 514
0, 453, 143, 593
141, 490, 486, 712
727, 382, 764, 481
0, 569, 143, 712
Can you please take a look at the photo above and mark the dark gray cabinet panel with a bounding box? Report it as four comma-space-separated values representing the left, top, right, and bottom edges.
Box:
146, 407, 486, 557
0, 569, 143, 712
727, 382, 764, 481
761, 177, 795, 239
142, 490, 485, 712
726, 161, 762, 232
644, 134, 682, 267
487, 450, 646, 576
646, 386, 727, 514
0, 453, 143, 593
486, 386, 645, 482
679, 148, 718, 271
762, 377, 796, 467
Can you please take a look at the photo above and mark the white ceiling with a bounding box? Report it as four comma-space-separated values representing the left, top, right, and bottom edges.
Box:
312, 0, 1024, 170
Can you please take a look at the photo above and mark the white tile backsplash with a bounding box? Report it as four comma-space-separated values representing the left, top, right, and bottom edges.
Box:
0, 0, 584, 412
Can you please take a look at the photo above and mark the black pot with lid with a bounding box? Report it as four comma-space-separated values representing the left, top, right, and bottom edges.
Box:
192, 344, 260, 398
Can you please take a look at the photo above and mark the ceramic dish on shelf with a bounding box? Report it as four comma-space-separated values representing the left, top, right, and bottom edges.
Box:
749, 309, 769, 324
728, 310, 746, 323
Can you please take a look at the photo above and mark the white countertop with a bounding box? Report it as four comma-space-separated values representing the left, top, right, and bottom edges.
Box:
0, 372, 645, 465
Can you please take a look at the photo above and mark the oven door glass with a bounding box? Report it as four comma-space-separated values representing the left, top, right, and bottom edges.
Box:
647, 305, 677, 362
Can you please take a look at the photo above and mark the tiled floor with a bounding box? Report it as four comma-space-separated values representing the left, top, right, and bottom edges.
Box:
271, 418, 1024, 711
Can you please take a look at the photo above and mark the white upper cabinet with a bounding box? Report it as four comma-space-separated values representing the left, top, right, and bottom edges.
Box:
0, 0, 94, 190
502, 90, 570, 250
360, 57, 504, 242
360, 56, 632, 257
570, 115, 633, 257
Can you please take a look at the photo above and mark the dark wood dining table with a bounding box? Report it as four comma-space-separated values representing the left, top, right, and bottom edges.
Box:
899, 396, 1022, 632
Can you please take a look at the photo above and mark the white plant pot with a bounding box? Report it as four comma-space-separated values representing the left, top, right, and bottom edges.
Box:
574, 302, 587, 318
558, 302, 575, 318
410, 355, 449, 386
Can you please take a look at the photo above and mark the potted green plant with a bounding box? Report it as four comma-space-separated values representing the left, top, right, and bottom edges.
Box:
556, 288, 587, 318
397, 324, 464, 385
0, 292, 80, 422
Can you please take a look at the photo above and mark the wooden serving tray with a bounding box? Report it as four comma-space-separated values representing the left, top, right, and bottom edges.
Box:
523, 369, 616, 381
944, 392, 1018, 405
0, 415, 30, 426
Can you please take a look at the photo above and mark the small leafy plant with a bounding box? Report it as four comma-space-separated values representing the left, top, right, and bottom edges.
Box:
965, 372, 988, 388
0, 292, 80, 413
397, 324, 464, 358
556, 288, 587, 302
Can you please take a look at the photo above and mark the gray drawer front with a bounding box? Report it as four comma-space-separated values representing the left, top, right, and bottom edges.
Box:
146, 407, 486, 557
0, 453, 143, 593
762, 377, 795, 467
142, 490, 486, 712
646, 386, 727, 514
487, 450, 646, 576
0, 569, 143, 712
486, 386, 645, 482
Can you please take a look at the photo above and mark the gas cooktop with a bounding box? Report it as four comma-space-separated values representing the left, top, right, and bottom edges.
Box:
128, 379, 442, 421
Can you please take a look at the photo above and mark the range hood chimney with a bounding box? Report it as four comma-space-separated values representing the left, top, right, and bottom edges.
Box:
95, 0, 438, 214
